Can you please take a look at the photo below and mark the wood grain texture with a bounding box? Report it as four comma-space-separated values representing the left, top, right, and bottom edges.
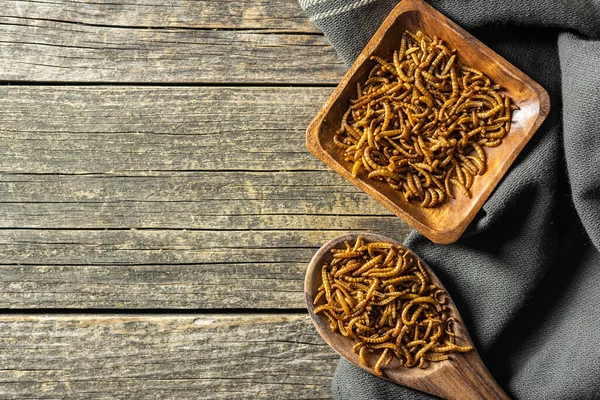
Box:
3, 0, 319, 32
0, 85, 412, 309
0, 226, 409, 309
0, 314, 338, 399
0, 229, 409, 265
0, 170, 386, 203
0, 1, 355, 397
0, 17, 344, 83
0, 203, 402, 230
0, 263, 306, 309
0, 86, 330, 173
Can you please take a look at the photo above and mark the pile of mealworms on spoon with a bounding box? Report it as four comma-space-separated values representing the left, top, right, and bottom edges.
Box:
313, 237, 472, 375
334, 30, 517, 208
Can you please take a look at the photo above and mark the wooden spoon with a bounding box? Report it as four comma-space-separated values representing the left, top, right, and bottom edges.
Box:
305, 233, 510, 400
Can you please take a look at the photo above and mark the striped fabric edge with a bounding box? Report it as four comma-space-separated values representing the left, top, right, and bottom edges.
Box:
298, 0, 331, 8
309, 0, 381, 21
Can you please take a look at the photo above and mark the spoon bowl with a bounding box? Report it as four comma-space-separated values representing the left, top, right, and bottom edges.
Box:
305, 233, 510, 400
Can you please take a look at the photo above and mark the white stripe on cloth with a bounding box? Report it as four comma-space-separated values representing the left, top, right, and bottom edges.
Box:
298, 0, 331, 9
310, 0, 380, 21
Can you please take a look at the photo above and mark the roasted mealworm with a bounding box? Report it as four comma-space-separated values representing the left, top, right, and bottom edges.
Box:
335, 30, 514, 207
313, 237, 472, 376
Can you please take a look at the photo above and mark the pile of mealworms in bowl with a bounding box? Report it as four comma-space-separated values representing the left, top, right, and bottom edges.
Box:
313, 236, 472, 376
334, 29, 517, 208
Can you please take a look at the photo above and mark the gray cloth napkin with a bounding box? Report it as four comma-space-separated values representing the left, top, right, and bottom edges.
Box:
298, 0, 600, 398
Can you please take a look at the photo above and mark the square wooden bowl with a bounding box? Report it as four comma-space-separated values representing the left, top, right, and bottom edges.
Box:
306, 0, 550, 244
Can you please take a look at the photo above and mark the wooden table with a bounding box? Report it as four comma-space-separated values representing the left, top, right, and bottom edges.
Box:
0, 1, 410, 398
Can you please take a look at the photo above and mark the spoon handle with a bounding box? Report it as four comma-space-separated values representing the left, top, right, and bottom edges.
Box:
430, 351, 510, 400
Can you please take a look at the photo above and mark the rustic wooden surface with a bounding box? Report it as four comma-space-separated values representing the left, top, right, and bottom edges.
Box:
0, 314, 337, 399
0, 0, 411, 398
2, 0, 320, 31
0, 7, 345, 83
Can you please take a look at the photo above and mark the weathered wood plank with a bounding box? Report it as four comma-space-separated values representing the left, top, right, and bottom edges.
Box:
0, 263, 307, 309
0, 203, 399, 230
0, 208, 409, 308
0, 84, 414, 309
0, 17, 344, 83
0, 314, 338, 399
0, 228, 409, 266
4, 0, 319, 32
0, 170, 380, 203
0, 86, 330, 173
0, 170, 404, 228
0, 225, 409, 309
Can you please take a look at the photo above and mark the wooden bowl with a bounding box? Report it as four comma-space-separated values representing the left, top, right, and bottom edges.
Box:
306, 0, 550, 244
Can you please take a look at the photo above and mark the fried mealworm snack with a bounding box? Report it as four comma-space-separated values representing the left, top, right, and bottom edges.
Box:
314, 236, 472, 375
335, 30, 517, 207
